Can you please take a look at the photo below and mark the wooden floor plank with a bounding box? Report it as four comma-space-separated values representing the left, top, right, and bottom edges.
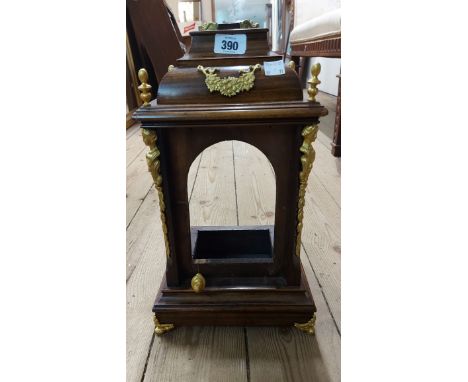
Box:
232, 140, 339, 382
126, 198, 166, 382
246, 325, 330, 382
300, 91, 336, 142
126, 150, 153, 227
308, 172, 340, 238
189, 141, 238, 226
301, 161, 341, 329
316, 92, 337, 113
126, 141, 203, 381
233, 140, 276, 226
300, 130, 341, 328
317, 113, 336, 147
187, 152, 203, 203
127, 153, 202, 281
301, 235, 340, 331
301, 247, 341, 382
127, 122, 140, 139
143, 326, 247, 382
127, 124, 146, 168
311, 132, 341, 208
126, 192, 159, 281
127, 145, 201, 280
302, 92, 341, 205
142, 141, 247, 382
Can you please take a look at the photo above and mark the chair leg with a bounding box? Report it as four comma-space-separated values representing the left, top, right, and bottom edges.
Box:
291, 55, 300, 69
331, 73, 341, 157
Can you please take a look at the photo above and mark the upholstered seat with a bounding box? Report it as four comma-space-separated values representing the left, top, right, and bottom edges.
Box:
290, 8, 341, 44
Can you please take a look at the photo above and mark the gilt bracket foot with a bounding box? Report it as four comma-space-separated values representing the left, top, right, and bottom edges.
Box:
153, 315, 175, 335
294, 312, 317, 335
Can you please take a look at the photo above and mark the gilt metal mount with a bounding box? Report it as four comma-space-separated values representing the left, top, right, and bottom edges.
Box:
197, 64, 261, 97
141, 129, 170, 258
307, 63, 321, 102
191, 273, 206, 293
287, 60, 296, 72
295, 124, 319, 257
239, 20, 260, 28
199, 22, 218, 31
153, 315, 174, 335
137, 68, 152, 106
199, 20, 259, 31
294, 313, 317, 335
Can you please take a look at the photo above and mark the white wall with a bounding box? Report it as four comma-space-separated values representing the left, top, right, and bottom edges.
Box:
214, 0, 269, 25
166, 0, 213, 22
271, 0, 278, 51
201, 0, 213, 21
165, 0, 179, 17
294, 0, 340, 27
305, 57, 340, 96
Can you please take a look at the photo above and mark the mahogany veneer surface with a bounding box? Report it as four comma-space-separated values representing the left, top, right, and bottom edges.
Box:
133, 27, 327, 327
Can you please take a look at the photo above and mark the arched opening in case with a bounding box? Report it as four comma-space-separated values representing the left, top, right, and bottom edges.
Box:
187, 140, 276, 262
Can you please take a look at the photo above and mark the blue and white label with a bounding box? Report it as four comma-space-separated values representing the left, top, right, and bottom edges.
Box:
214, 34, 247, 55
263, 60, 286, 76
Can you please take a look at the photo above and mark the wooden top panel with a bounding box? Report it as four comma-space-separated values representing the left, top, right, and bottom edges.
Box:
186, 28, 269, 54
178, 28, 280, 67
133, 28, 329, 127
157, 65, 303, 105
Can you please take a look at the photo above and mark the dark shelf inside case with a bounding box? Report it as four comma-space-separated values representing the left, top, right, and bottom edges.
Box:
191, 226, 274, 260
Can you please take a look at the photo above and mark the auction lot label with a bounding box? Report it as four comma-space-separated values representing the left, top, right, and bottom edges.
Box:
214, 34, 247, 54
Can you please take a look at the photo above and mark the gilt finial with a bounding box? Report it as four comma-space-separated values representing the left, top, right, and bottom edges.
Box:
191, 273, 206, 293
287, 60, 296, 72
307, 63, 321, 102
137, 68, 152, 106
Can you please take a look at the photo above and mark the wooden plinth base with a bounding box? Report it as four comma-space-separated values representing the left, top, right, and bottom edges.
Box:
153, 268, 316, 327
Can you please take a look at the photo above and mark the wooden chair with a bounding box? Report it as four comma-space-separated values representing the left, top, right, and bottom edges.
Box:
126, 0, 186, 89
289, 3, 341, 157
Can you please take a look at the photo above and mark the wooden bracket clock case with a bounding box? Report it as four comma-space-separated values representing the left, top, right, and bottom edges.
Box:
133, 26, 328, 335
